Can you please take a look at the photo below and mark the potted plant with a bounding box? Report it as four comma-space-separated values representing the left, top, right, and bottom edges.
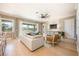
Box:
58, 31, 65, 38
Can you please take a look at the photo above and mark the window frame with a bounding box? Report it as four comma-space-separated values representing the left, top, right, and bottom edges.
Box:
22, 23, 36, 32
0, 18, 15, 32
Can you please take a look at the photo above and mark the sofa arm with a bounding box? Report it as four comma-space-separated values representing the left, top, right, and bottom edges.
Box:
31, 37, 44, 51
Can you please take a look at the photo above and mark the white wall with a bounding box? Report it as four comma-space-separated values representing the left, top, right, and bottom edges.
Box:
77, 4, 79, 55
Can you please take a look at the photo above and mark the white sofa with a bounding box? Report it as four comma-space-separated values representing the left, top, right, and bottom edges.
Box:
20, 34, 44, 51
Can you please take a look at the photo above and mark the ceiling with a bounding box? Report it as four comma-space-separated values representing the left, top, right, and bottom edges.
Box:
0, 3, 76, 22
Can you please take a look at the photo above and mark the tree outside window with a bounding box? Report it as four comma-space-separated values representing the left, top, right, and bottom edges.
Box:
22, 23, 37, 33
2, 20, 13, 32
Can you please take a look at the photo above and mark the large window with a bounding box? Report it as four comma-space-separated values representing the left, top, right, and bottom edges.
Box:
22, 23, 37, 33
2, 20, 13, 32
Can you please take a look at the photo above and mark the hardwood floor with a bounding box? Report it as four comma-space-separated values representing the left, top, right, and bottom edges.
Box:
4, 39, 78, 56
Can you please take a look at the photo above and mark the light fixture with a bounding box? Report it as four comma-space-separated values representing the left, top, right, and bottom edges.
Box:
36, 11, 49, 18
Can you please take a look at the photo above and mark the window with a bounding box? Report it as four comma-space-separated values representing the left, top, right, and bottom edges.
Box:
2, 20, 13, 32
22, 23, 37, 33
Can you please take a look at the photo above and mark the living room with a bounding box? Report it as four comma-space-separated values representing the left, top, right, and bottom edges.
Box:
0, 3, 79, 56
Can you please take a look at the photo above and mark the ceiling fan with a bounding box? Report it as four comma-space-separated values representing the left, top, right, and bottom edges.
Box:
40, 13, 49, 18
36, 11, 49, 18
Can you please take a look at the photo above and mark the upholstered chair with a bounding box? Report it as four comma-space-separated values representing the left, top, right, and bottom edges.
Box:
52, 34, 60, 46
46, 35, 53, 44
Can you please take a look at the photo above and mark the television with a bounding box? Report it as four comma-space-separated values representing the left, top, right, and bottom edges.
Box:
50, 24, 57, 29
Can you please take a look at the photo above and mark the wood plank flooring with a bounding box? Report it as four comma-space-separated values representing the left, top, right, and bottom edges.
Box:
4, 39, 78, 56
